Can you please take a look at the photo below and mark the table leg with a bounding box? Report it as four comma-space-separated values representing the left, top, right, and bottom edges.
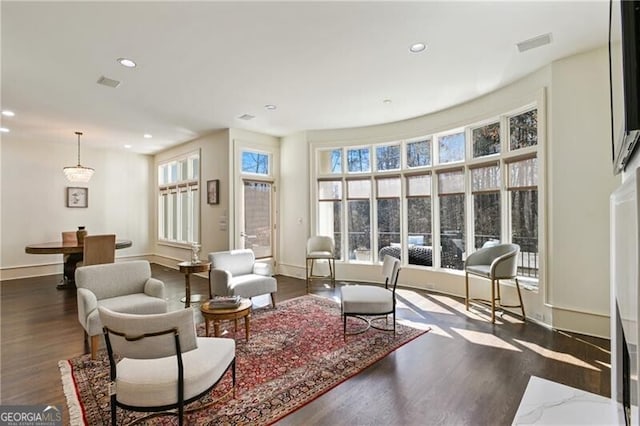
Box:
59, 253, 82, 289
213, 320, 221, 337
184, 273, 191, 309
205, 318, 210, 337
245, 314, 250, 341
234, 318, 238, 334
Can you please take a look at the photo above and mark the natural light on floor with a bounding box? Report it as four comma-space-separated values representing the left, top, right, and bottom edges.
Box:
398, 318, 452, 337
451, 328, 522, 352
513, 339, 600, 371
397, 289, 455, 316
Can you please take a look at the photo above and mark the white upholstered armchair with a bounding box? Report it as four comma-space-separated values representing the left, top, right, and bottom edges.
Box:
208, 249, 277, 308
99, 306, 236, 425
75, 260, 167, 359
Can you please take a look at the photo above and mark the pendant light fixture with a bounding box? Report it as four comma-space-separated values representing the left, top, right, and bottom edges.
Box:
63, 131, 94, 183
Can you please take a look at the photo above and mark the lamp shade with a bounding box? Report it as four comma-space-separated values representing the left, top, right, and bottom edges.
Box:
64, 131, 94, 183
63, 165, 95, 183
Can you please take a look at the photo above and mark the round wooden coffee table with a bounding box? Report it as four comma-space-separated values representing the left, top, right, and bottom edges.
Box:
200, 298, 252, 340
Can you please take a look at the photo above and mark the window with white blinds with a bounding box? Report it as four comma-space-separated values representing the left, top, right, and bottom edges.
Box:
158, 152, 200, 244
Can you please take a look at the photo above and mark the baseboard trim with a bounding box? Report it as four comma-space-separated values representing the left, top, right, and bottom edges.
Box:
0, 254, 152, 282
550, 306, 610, 339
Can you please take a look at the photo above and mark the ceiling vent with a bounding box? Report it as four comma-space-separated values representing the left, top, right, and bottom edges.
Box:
97, 76, 121, 88
237, 114, 255, 121
516, 33, 553, 53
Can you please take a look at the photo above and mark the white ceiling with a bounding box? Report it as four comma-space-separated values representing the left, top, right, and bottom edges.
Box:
1, 1, 609, 154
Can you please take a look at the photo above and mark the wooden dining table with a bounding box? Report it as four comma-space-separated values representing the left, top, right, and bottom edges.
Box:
25, 239, 132, 289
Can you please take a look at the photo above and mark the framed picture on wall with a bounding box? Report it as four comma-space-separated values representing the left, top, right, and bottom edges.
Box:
207, 180, 219, 205
67, 187, 88, 208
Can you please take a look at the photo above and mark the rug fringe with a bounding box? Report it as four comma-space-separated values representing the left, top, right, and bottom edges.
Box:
58, 360, 86, 426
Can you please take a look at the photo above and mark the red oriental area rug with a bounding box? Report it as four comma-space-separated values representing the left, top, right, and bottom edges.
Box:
59, 294, 428, 425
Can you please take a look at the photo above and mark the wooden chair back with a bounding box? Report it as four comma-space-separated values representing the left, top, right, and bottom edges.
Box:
62, 231, 77, 245
83, 234, 116, 266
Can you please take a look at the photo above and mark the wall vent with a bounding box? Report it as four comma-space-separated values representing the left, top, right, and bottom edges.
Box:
516, 33, 553, 53
97, 76, 121, 88
237, 114, 255, 121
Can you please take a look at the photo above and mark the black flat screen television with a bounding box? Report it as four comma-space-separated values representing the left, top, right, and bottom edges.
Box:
610, 0, 640, 175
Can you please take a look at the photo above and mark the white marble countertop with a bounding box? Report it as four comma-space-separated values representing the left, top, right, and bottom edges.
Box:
513, 376, 621, 425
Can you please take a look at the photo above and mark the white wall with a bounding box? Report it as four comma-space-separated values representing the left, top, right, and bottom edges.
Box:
152, 130, 230, 267
0, 137, 153, 279
547, 47, 620, 336
278, 131, 309, 278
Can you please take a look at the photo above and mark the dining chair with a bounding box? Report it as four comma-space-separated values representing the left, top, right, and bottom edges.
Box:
464, 243, 525, 323
305, 236, 336, 292
83, 234, 116, 266
62, 231, 77, 244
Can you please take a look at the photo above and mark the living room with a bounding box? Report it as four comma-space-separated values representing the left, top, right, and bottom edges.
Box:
0, 1, 627, 424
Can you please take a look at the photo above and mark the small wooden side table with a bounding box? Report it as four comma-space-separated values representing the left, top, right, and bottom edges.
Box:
200, 298, 252, 340
177, 261, 211, 309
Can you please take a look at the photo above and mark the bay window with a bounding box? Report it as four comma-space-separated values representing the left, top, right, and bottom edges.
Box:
312, 104, 541, 286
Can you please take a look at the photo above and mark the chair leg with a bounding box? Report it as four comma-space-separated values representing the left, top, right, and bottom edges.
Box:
232, 358, 237, 398
515, 278, 526, 321
270, 292, 276, 308
343, 314, 347, 341
490, 278, 496, 323
393, 310, 396, 336
305, 258, 309, 293
90, 335, 99, 360
496, 278, 502, 304
464, 272, 470, 311
329, 258, 335, 287
310, 258, 315, 279
110, 394, 117, 426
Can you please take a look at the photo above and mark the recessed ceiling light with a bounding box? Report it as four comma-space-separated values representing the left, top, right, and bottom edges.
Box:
383, 99, 392, 104
264, 104, 277, 111
409, 42, 427, 53
117, 58, 137, 68
124, 144, 132, 149
0, 127, 10, 133
143, 133, 152, 139
1, 110, 15, 117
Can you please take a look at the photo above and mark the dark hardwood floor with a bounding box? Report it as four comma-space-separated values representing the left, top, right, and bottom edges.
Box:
1, 264, 610, 425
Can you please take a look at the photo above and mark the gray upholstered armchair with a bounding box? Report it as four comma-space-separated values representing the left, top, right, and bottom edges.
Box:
208, 249, 277, 308
464, 243, 525, 323
75, 260, 167, 359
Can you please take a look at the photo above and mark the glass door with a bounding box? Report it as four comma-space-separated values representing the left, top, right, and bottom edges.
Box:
242, 180, 273, 258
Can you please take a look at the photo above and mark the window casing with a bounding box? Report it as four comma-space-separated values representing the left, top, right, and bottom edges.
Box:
158, 152, 200, 244
346, 178, 372, 261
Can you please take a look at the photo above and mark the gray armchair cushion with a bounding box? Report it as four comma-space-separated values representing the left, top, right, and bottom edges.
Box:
465, 243, 519, 279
